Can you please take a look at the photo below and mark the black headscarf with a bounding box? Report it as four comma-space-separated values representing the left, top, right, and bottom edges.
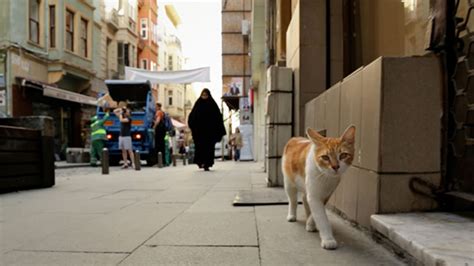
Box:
188, 89, 226, 144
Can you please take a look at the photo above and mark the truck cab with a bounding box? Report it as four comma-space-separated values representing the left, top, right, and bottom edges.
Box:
96, 80, 157, 165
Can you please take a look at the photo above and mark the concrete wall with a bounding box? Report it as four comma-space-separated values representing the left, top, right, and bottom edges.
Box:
359, 0, 405, 65
286, 0, 326, 136
251, 0, 266, 163
305, 56, 442, 227
0, 0, 11, 44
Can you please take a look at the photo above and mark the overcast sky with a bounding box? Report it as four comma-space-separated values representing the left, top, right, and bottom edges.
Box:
161, 0, 222, 99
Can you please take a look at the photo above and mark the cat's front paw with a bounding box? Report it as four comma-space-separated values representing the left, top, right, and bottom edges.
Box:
306, 221, 317, 232
287, 215, 297, 222
321, 238, 338, 250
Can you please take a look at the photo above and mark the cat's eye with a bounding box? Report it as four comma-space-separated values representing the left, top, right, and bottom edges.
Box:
339, 153, 350, 160
321, 155, 330, 161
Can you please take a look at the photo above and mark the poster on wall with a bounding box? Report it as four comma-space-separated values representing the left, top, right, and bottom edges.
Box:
239, 97, 252, 124
223, 77, 243, 97
239, 124, 253, 161
0, 90, 5, 107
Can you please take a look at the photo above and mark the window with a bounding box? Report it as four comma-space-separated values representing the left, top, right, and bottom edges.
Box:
167, 90, 173, 106
128, 0, 137, 20
65, 9, 74, 51
140, 18, 148, 39
131, 45, 135, 67
129, 18, 136, 32
29, 0, 40, 44
168, 55, 173, 71
106, 38, 111, 77
141, 59, 147, 69
118, 41, 124, 74
49, 5, 55, 47
124, 43, 130, 66
128, 0, 137, 31
80, 18, 88, 57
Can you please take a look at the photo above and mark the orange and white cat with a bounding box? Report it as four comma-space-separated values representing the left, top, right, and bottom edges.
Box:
282, 126, 355, 250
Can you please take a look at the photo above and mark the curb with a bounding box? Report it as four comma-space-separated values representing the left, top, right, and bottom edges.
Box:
55, 163, 91, 169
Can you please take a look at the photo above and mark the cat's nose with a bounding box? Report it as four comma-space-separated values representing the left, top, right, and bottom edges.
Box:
332, 165, 340, 171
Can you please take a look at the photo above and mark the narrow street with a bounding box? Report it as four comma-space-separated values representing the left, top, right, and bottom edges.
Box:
1, 162, 404, 265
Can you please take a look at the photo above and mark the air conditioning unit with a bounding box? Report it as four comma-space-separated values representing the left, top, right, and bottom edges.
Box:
242, 20, 250, 36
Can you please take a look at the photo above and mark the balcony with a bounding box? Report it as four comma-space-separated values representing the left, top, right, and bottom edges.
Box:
105, 9, 119, 31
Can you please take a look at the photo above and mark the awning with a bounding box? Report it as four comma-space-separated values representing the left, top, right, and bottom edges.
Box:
172, 118, 187, 129
222, 95, 240, 110
20, 78, 97, 106
125, 66, 210, 84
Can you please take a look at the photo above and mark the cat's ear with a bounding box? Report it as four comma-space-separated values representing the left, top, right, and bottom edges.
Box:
340, 125, 356, 144
306, 127, 325, 144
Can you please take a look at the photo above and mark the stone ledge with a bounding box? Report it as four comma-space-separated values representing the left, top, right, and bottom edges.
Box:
371, 212, 474, 266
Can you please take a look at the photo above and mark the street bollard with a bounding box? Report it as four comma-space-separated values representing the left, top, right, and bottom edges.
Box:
102, 148, 109, 175
172, 154, 177, 167
183, 153, 187, 165
157, 152, 163, 168
134, 150, 141, 171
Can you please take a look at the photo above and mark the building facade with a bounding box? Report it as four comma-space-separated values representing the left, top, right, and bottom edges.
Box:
156, 4, 186, 122
246, 0, 471, 229
137, 0, 158, 71
99, 0, 120, 80
116, 0, 138, 78
0, 0, 103, 158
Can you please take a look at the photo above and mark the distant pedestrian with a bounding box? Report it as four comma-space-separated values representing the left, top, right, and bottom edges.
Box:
89, 111, 109, 166
178, 129, 186, 155
164, 132, 171, 166
188, 89, 226, 171
153, 102, 166, 164
230, 127, 243, 161
114, 106, 135, 169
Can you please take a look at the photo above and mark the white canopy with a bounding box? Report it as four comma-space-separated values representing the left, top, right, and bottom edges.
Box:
171, 118, 187, 129
125, 66, 210, 84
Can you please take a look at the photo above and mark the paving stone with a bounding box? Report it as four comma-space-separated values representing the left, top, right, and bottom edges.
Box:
0, 251, 126, 266
256, 205, 404, 266
120, 245, 259, 266
146, 212, 258, 246
19, 202, 189, 253
187, 191, 254, 213
143, 188, 208, 203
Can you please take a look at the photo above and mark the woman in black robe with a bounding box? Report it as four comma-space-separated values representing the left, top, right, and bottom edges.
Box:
188, 89, 226, 171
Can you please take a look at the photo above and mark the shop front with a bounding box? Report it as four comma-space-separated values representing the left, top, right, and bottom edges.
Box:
16, 78, 97, 160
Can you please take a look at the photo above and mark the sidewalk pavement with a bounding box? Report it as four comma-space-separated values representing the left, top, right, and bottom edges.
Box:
55, 161, 90, 169
1, 161, 404, 265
